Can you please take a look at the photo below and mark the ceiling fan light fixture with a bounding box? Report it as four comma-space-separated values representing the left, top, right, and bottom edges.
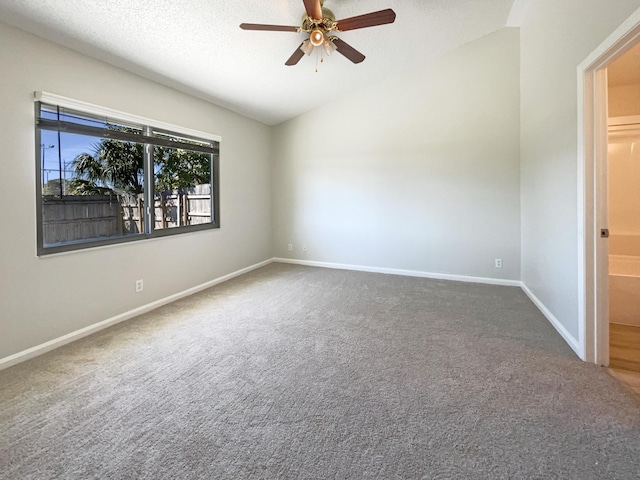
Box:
239, 1, 396, 67
309, 28, 325, 46
323, 38, 337, 55
301, 39, 314, 55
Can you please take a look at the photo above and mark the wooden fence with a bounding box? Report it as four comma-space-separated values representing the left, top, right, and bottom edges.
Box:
42, 195, 123, 245
42, 186, 211, 245
120, 186, 212, 232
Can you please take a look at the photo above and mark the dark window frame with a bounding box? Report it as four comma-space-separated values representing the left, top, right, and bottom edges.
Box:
35, 98, 220, 256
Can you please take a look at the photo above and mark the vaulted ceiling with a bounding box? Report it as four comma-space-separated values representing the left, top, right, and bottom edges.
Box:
0, 0, 519, 125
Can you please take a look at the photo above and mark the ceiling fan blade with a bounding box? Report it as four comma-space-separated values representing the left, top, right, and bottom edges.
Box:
336, 9, 396, 32
240, 23, 299, 32
331, 38, 365, 64
285, 43, 306, 66
303, 0, 323, 20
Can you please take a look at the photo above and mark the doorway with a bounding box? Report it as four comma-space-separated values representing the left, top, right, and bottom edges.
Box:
578, 9, 640, 368
607, 44, 640, 378
607, 117, 640, 377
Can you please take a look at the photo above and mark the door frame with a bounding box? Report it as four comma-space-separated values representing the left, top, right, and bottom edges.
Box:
578, 8, 640, 365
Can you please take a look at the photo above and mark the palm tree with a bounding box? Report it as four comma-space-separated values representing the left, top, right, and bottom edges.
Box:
70, 133, 211, 196
70, 136, 144, 195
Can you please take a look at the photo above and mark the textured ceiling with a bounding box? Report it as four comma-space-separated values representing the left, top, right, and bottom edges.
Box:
0, 0, 517, 125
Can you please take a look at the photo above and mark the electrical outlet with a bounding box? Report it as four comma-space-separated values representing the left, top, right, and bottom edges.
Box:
288, 243, 293, 252
495, 258, 503, 269
135, 279, 143, 292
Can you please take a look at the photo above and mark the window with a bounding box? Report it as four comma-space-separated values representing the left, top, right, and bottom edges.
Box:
35, 93, 220, 255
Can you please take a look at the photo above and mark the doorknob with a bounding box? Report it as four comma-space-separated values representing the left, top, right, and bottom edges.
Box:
601, 228, 609, 238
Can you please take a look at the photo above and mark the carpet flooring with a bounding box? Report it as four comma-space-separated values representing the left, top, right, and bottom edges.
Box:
1, 263, 639, 479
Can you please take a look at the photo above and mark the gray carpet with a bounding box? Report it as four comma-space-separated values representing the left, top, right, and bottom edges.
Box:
1, 263, 639, 479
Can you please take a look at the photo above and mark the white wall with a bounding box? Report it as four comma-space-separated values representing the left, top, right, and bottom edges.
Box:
608, 84, 640, 256
608, 130, 640, 240
519, 0, 640, 342
272, 28, 521, 281
609, 84, 640, 117
0, 22, 272, 361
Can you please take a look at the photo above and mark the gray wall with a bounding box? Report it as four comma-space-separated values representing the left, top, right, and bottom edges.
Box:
0, 22, 272, 360
519, 0, 640, 343
271, 28, 521, 281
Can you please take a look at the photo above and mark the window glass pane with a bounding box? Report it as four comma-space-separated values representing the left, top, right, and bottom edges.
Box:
40, 103, 144, 133
41, 130, 145, 248
152, 129, 213, 148
36, 99, 219, 254
153, 147, 212, 230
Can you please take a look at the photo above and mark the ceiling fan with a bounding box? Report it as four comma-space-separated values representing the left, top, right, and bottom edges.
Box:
240, 0, 396, 67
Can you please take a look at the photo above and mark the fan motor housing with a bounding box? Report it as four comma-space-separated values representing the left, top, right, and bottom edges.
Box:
321, 7, 335, 21
302, 9, 336, 32
302, 8, 335, 23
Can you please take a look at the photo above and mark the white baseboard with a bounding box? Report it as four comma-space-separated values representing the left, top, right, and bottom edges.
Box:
273, 257, 522, 287
520, 283, 583, 359
0, 259, 273, 371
